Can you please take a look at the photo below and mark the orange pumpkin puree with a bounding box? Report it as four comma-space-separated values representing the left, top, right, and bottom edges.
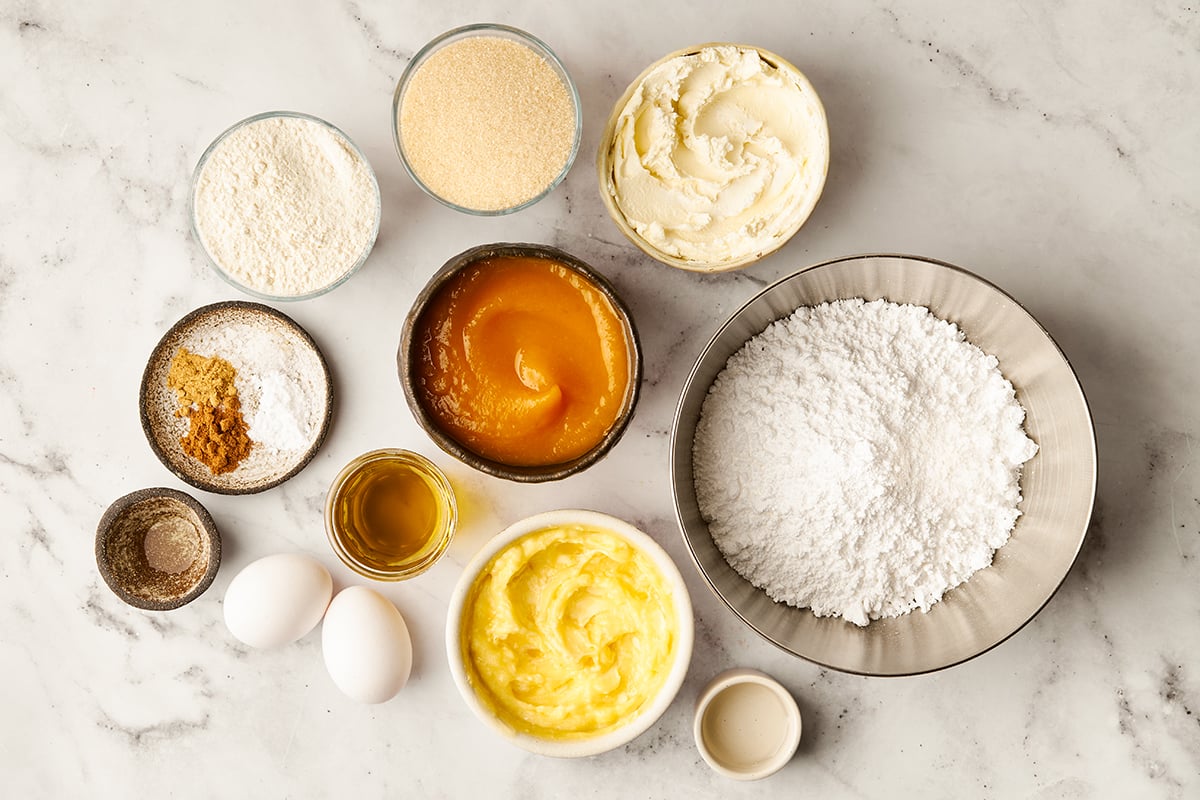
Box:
414, 255, 633, 467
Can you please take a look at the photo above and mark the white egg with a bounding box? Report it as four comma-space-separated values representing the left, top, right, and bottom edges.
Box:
223, 553, 333, 649
322, 586, 413, 704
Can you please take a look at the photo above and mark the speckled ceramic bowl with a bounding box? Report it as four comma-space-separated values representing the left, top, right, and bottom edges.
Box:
398, 243, 641, 483
140, 301, 333, 494
96, 487, 221, 611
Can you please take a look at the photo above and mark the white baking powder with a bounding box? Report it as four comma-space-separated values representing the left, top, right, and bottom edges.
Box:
193, 115, 378, 297
693, 298, 1038, 626
248, 371, 312, 452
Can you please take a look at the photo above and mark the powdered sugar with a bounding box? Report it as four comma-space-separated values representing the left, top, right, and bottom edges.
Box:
693, 298, 1038, 626
193, 114, 379, 298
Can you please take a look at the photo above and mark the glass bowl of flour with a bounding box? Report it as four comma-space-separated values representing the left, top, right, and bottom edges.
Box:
671, 254, 1097, 676
190, 111, 381, 301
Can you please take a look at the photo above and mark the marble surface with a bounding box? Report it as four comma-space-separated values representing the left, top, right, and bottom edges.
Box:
2, 0, 1198, 797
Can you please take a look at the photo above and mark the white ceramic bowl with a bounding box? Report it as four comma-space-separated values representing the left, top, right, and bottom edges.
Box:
446, 509, 694, 757
693, 668, 802, 780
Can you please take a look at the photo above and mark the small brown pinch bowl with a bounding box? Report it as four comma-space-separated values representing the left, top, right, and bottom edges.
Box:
140, 301, 333, 494
399, 243, 642, 483
96, 487, 221, 611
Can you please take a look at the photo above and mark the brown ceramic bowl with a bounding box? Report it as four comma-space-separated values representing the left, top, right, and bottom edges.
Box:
96, 487, 221, 611
398, 243, 642, 482
140, 301, 333, 494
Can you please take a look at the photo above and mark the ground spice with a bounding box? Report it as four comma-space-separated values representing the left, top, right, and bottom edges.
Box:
143, 515, 201, 574
168, 347, 238, 408
179, 398, 253, 475
167, 348, 253, 474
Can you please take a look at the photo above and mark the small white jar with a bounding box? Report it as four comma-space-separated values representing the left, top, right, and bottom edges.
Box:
693, 668, 802, 780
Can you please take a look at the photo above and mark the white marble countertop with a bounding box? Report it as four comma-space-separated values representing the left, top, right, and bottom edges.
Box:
3, 1, 1199, 797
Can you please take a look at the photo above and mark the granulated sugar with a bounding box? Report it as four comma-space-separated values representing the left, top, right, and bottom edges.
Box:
193, 115, 379, 297
693, 298, 1038, 626
398, 35, 576, 211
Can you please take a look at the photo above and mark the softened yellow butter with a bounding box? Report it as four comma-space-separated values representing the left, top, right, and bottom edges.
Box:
605, 45, 828, 267
460, 524, 677, 740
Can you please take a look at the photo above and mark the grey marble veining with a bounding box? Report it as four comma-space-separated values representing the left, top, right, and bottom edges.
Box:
2, 0, 1199, 797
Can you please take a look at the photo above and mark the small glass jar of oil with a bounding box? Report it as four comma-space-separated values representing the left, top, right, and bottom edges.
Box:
325, 449, 457, 580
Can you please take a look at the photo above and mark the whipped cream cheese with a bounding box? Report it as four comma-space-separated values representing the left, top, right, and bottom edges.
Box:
605, 46, 828, 268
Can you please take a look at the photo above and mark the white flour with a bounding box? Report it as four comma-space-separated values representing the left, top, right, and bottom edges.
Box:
193, 115, 378, 297
693, 298, 1038, 626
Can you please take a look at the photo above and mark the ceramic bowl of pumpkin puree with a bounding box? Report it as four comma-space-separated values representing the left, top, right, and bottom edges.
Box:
399, 243, 642, 482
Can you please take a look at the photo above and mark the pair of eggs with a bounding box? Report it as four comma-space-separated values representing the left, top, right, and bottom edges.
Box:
222, 553, 412, 704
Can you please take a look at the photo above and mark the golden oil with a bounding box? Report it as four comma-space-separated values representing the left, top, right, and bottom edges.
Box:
325, 449, 457, 579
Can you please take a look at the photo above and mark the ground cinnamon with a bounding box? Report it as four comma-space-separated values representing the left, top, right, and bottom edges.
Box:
167, 348, 254, 474
179, 396, 253, 474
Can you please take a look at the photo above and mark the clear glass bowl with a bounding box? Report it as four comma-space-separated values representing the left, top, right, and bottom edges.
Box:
189, 111, 382, 301
324, 449, 457, 581
392, 24, 582, 216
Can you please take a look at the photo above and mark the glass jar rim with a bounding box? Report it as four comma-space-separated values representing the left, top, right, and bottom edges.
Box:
324, 449, 458, 581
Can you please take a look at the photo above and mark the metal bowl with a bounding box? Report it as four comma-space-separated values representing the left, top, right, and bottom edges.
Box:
398, 243, 642, 483
671, 254, 1097, 675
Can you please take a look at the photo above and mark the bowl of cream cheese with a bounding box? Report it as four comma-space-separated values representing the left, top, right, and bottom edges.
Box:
598, 44, 829, 272
446, 510, 694, 756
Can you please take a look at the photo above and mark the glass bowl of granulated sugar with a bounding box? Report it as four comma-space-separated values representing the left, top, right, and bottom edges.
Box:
190, 111, 382, 301
392, 24, 582, 215
672, 254, 1097, 676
